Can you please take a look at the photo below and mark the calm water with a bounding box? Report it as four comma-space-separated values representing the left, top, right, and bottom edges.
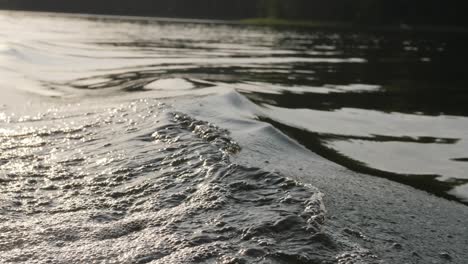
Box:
1, 10, 468, 263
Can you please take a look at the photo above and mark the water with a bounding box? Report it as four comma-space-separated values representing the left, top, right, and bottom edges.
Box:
0, 10, 468, 263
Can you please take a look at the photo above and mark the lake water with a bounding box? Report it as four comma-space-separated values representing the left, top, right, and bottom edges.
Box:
0, 10, 467, 263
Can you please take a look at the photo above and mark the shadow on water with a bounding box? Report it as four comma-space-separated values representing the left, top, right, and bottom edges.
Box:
259, 116, 468, 204
245, 86, 468, 117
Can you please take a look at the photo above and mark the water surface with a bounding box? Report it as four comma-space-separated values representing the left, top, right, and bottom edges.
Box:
1, 10, 468, 263
2, 11, 466, 203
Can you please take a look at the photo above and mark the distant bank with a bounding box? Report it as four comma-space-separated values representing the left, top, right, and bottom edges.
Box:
1, 0, 468, 29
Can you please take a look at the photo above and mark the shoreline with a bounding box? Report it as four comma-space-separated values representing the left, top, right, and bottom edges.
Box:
1, 9, 468, 34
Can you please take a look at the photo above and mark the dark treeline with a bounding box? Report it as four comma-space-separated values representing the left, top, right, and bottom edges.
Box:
0, 0, 467, 26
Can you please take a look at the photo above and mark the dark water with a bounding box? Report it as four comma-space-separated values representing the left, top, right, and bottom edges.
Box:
1, 10, 468, 263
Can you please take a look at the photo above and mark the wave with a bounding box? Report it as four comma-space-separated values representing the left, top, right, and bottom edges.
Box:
0, 99, 378, 263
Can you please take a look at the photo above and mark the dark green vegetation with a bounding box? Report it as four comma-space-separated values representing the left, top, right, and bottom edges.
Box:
0, 0, 468, 27
240, 18, 350, 29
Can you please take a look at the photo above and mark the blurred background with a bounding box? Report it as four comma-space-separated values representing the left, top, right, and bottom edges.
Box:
1, 0, 468, 28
